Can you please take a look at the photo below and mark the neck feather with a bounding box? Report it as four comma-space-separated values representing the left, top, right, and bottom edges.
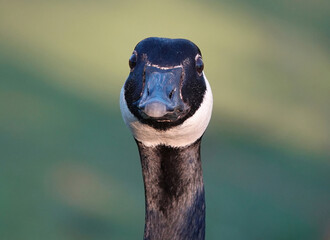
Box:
136, 139, 205, 240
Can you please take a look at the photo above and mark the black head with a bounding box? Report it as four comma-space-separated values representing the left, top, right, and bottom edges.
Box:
123, 37, 207, 131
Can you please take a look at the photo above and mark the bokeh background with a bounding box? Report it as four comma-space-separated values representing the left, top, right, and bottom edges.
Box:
1, 0, 330, 239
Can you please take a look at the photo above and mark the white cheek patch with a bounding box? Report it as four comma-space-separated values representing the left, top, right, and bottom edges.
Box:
120, 73, 213, 148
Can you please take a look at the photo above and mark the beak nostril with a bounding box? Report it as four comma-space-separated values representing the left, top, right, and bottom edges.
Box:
169, 89, 175, 99
147, 87, 150, 96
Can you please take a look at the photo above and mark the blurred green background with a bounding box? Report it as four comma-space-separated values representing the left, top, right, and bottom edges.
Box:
1, 0, 329, 239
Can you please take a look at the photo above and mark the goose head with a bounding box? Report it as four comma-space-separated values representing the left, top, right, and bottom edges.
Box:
120, 37, 213, 147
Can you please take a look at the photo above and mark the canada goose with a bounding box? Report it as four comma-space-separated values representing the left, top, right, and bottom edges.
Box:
120, 37, 213, 240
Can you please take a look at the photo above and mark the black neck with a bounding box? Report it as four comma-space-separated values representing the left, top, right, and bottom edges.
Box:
136, 139, 205, 240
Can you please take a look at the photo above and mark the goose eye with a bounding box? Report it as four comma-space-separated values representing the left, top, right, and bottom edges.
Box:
196, 56, 204, 74
129, 52, 137, 69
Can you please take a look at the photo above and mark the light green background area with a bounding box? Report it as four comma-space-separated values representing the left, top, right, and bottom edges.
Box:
1, 1, 329, 240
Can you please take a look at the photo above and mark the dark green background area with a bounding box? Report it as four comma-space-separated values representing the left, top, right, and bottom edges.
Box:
1, 1, 329, 240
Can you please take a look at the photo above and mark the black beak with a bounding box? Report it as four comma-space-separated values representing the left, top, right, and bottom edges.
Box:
134, 66, 189, 121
